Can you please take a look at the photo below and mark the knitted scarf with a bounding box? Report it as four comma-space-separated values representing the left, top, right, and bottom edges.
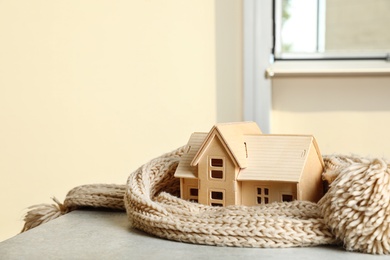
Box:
22, 147, 390, 254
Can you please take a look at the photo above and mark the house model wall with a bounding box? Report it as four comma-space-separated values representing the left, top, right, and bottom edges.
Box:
174, 122, 324, 207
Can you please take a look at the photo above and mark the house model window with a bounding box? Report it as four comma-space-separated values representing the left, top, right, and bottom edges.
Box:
211, 158, 223, 167
210, 158, 224, 179
174, 122, 325, 207
282, 194, 294, 202
256, 187, 269, 205
189, 187, 199, 203
210, 190, 224, 207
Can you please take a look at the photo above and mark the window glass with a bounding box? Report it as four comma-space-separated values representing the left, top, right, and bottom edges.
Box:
211, 191, 223, 200
282, 194, 293, 202
210, 190, 225, 207
211, 158, 223, 167
190, 188, 198, 196
188, 187, 199, 203
211, 170, 223, 179
274, 0, 390, 60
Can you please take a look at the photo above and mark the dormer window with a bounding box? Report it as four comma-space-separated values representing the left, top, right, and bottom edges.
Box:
211, 158, 223, 167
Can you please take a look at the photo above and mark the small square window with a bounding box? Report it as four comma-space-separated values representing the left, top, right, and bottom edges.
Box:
257, 197, 261, 204
257, 188, 261, 195
211, 170, 223, 179
211, 191, 223, 200
211, 158, 223, 167
264, 197, 269, 204
190, 188, 198, 196
264, 188, 269, 195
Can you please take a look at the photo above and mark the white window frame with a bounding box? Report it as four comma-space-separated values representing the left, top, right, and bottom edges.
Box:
273, 0, 390, 61
243, 0, 390, 134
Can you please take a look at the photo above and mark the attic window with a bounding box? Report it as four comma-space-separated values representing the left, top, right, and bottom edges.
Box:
211, 158, 223, 167
209, 157, 224, 180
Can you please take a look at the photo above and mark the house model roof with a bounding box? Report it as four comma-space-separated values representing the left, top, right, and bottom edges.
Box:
238, 134, 322, 182
174, 132, 207, 179
174, 122, 324, 182
191, 122, 262, 169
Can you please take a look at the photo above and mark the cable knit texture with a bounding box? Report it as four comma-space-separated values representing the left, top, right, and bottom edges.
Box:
22, 147, 390, 254
319, 155, 390, 254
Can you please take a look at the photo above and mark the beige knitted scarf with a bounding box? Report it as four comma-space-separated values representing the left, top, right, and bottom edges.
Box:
22, 147, 390, 254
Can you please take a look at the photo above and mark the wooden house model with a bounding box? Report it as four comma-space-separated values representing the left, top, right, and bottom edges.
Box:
174, 122, 324, 207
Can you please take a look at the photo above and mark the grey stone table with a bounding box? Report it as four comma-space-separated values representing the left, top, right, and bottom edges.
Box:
0, 209, 388, 260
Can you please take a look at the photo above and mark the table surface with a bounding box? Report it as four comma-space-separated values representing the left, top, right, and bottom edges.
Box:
0, 209, 388, 260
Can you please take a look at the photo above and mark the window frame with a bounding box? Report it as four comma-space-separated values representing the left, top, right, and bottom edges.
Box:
209, 189, 225, 207
256, 186, 270, 205
208, 156, 225, 181
188, 187, 199, 203
243, 0, 390, 134
280, 192, 295, 202
243, 0, 272, 133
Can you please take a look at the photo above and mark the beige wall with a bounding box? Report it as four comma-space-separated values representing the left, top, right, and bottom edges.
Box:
271, 75, 390, 157
326, 0, 390, 51
215, 0, 243, 122
0, 1, 243, 242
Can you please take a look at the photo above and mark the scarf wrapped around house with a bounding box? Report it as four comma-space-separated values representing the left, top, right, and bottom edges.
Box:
22, 146, 390, 255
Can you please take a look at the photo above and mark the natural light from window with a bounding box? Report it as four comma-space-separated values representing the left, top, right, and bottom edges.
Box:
274, 0, 390, 60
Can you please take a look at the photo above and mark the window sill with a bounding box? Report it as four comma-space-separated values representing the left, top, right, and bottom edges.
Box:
266, 60, 390, 78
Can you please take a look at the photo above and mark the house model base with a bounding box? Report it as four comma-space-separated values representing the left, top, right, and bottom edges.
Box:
174, 122, 324, 207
